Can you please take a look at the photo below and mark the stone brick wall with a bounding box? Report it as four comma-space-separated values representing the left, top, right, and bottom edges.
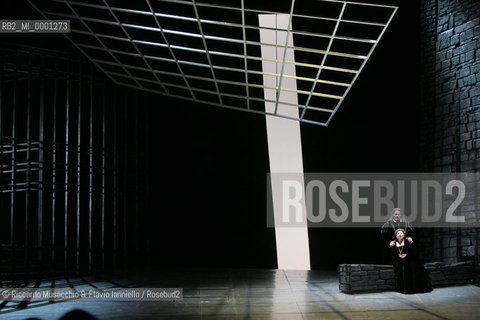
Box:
425, 261, 476, 286
419, 0, 480, 269
338, 264, 394, 294
338, 261, 475, 294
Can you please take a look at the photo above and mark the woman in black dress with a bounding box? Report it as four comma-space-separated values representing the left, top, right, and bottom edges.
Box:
391, 228, 432, 294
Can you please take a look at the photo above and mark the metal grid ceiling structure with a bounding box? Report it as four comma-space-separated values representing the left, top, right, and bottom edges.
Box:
29, 0, 397, 126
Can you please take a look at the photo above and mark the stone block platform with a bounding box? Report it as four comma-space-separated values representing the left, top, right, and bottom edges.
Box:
338, 261, 476, 294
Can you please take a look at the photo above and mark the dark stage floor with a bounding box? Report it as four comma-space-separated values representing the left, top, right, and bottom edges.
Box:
1, 268, 479, 319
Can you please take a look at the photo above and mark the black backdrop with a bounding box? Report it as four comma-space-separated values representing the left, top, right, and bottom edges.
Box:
146, 0, 421, 269
1, 0, 421, 270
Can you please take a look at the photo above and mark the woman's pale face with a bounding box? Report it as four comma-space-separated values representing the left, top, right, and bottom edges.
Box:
396, 231, 405, 241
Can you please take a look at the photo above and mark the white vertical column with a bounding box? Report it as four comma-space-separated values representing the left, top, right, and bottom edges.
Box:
259, 14, 310, 270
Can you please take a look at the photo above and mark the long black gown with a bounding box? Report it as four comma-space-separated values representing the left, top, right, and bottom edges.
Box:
390, 241, 432, 294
